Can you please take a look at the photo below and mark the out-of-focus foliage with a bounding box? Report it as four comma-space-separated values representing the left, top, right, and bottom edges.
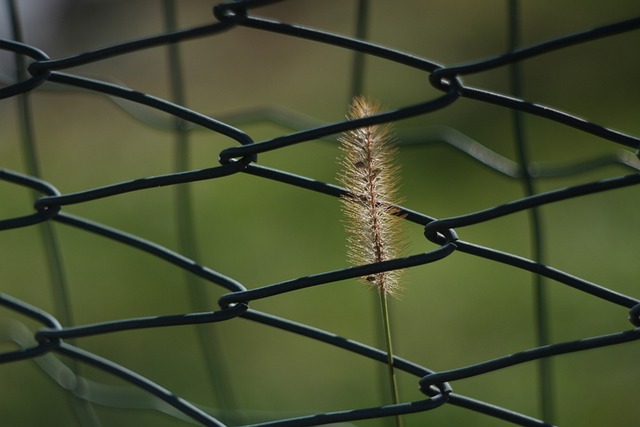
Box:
0, 1, 638, 426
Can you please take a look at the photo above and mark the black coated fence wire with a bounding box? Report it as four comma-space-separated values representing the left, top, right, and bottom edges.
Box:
1, 1, 640, 426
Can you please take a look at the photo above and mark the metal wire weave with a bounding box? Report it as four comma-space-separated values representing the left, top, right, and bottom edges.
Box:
1, 1, 639, 426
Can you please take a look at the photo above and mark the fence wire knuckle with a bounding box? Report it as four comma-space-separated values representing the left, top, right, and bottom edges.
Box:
1, 1, 639, 426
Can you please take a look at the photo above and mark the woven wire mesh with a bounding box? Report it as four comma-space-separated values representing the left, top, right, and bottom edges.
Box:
1, 1, 639, 426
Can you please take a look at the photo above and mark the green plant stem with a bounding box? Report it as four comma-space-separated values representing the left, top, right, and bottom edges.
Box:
162, 1, 239, 423
9, 1, 101, 425
379, 291, 402, 427
507, 1, 553, 422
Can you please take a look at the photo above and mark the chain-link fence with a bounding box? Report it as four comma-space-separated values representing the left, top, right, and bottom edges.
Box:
1, 1, 639, 426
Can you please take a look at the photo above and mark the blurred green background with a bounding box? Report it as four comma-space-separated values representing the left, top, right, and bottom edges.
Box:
1, 1, 639, 426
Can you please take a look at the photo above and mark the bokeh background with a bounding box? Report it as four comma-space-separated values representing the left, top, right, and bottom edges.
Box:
1, 1, 639, 426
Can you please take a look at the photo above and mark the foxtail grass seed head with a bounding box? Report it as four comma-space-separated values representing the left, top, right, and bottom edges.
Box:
338, 96, 404, 297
